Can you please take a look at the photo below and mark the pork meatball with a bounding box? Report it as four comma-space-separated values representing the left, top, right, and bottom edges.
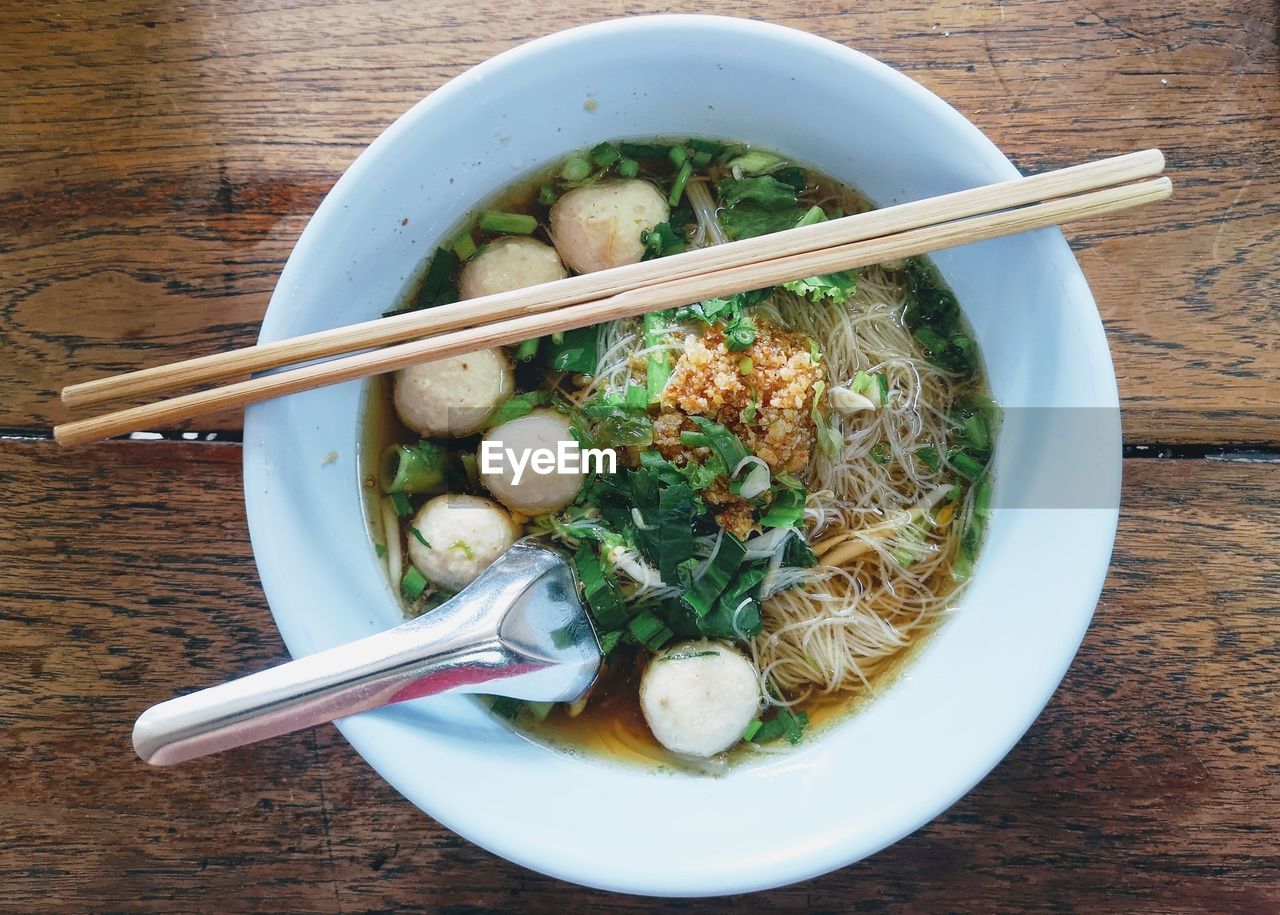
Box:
479, 408, 585, 515
458, 236, 567, 300
393, 348, 513, 438
549, 179, 669, 274
639, 640, 761, 757
406, 494, 521, 592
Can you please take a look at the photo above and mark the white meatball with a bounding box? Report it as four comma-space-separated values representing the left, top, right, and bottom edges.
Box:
639, 640, 761, 757
406, 494, 520, 592
479, 408, 584, 515
458, 236, 567, 300
550, 179, 669, 274
394, 349, 513, 438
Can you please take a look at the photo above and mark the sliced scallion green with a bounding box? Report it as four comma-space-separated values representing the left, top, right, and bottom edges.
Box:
450, 230, 477, 260
559, 156, 592, 182
478, 210, 538, 235
668, 160, 693, 207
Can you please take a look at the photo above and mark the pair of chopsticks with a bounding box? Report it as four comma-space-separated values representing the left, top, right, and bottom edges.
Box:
54, 150, 1170, 447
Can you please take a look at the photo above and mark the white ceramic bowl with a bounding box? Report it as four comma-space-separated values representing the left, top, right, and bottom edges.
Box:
244, 15, 1120, 896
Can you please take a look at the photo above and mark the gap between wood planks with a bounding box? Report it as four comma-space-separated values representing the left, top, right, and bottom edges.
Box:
2, 428, 1278, 463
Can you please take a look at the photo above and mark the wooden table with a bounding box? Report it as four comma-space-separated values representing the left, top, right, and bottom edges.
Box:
2, 1, 1276, 909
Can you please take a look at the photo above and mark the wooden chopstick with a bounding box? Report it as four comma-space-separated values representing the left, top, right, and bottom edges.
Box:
53, 175, 1171, 447
60, 149, 1165, 409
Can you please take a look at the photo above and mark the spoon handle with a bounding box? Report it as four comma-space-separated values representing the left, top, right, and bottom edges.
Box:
132, 542, 599, 765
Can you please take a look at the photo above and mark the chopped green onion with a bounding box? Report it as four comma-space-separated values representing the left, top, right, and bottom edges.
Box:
459, 452, 480, 488
628, 610, 674, 652
641, 222, 685, 259
388, 491, 414, 518
869, 441, 892, 464
381, 441, 448, 495
515, 337, 541, 362
668, 160, 693, 206
409, 526, 430, 548
950, 451, 985, 480
591, 141, 621, 167
616, 157, 639, 178
450, 230, 477, 260
560, 156, 592, 182
739, 357, 754, 375
644, 311, 672, 403
618, 141, 670, 160
374, 543, 387, 559
449, 540, 475, 560
742, 719, 763, 741
691, 149, 712, 167
724, 313, 757, 351
400, 566, 428, 601
625, 384, 648, 410
795, 204, 827, 227
477, 210, 537, 235
974, 479, 993, 516
668, 145, 688, 167
537, 184, 557, 206
916, 446, 940, 472
680, 431, 711, 448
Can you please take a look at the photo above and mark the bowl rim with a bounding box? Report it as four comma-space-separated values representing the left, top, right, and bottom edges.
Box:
244, 13, 1120, 896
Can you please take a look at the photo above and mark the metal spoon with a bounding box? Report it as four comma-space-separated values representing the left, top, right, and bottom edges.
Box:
133, 540, 601, 765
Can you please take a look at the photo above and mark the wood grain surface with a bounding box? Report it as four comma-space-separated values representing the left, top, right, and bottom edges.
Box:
1, 443, 1276, 911
1, 0, 1276, 442
2, 0, 1278, 910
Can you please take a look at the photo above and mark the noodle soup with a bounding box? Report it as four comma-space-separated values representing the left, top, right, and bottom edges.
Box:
361, 138, 996, 771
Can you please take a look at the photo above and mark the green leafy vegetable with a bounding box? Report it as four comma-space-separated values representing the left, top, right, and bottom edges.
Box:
687, 416, 750, 476
783, 270, 858, 305
388, 491, 414, 518
401, 247, 460, 312
400, 566, 428, 601
682, 533, 747, 618
725, 150, 787, 176
628, 610, 675, 652
487, 391, 552, 428
717, 176, 800, 209
575, 542, 628, 630
545, 325, 599, 374
641, 222, 686, 259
